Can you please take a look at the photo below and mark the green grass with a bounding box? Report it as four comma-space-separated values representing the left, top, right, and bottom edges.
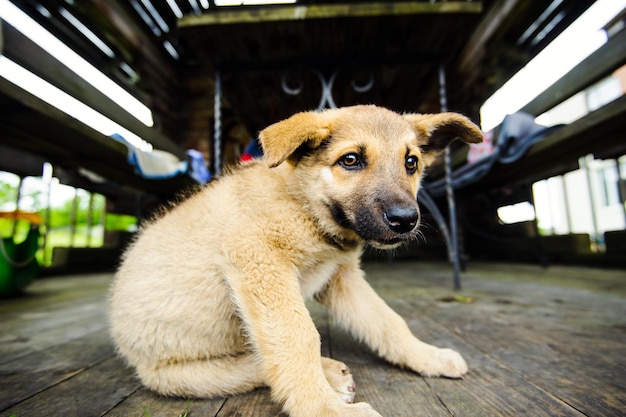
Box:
1, 210, 136, 267
1, 219, 105, 266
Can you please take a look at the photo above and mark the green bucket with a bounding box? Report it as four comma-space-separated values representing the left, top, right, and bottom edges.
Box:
0, 227, 40, 297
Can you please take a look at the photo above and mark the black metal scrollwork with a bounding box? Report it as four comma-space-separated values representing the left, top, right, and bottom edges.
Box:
281, 68, 374, 110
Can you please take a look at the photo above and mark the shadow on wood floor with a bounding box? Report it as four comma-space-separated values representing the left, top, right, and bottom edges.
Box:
0, 261, 624, 417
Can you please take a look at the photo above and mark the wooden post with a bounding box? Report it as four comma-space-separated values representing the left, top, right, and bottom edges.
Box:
69, 189, 78, 247
43, 163, 53, 266
615, 158, 626, 227
86, 192, 94, 247
11, 176, 23, 238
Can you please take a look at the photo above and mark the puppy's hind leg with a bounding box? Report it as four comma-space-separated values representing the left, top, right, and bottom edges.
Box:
137, 352, 265, 398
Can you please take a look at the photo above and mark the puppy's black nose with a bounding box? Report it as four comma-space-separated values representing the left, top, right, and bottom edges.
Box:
384, 205, 419, 234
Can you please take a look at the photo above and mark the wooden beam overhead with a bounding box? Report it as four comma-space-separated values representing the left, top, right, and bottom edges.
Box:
457, 0, 520, 74
521, 28, 626, 117
179, 1, 482, 27
2, 24, 185, 159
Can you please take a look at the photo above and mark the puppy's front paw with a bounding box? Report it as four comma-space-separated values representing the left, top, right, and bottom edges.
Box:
321, 357, 356, 403
419, 347, 468, 378
343, 402, 383, 417
318, 402, 382, 417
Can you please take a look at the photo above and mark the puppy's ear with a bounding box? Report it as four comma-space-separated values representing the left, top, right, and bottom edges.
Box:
258, 111, 334, 167
403, 113, 483, 166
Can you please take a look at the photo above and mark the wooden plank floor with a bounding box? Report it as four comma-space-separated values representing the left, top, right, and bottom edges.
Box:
1, 261, 624, 417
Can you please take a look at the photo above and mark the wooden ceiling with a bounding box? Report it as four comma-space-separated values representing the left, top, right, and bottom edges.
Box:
176, 0, 595, 134
0, 0, 599, 198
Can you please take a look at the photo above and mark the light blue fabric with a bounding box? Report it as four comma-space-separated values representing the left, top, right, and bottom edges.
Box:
187, 149, 211, 183
110, 133, 188, 180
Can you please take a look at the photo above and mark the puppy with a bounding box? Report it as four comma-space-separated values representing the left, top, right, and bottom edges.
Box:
109, 105, 483, 417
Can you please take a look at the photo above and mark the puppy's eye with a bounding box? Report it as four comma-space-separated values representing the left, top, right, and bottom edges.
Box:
339, 153, 363, 170
405, 156, 418, 174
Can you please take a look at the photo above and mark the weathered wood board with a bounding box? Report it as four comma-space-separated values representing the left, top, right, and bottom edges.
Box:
0, 261, 624, 417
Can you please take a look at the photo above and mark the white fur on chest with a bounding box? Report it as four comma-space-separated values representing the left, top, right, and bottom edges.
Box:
299, 259, 341, 300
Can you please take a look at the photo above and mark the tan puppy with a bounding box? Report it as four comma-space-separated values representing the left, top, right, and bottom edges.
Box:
110, 105, 483, 417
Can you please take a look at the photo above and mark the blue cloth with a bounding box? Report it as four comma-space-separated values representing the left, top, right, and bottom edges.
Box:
187, 149, 211, 183
241, 139, 263, 161
110, 133, 188, 180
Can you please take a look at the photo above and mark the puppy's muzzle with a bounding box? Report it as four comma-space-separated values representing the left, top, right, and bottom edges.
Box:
383, 205, 420, 234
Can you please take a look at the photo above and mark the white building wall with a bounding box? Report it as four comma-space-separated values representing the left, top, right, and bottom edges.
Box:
532, 157, 626, 247
563, 170, 594, 235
